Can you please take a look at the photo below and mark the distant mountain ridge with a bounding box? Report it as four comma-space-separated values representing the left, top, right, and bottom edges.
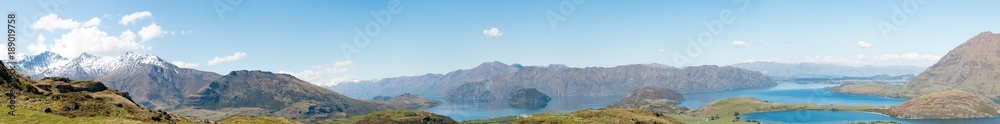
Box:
729, 61, 925, 79
329, 61, 776, 103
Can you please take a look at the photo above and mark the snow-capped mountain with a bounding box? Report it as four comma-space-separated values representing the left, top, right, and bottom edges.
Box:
9, 51, 221, 110
13, 51, 173, 80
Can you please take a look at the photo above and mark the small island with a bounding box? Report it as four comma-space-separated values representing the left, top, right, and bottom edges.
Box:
506, 88, 551, 109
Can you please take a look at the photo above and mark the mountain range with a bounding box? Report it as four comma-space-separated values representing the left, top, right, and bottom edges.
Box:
9, 51, 220, 110
329, 62, 776, 103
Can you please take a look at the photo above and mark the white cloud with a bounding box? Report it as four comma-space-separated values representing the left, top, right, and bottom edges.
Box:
138, 23, 164, 42
119, 11, 152, 25
483, 27, 503, 38
49, 27, 149, 58
32, 14, 80, 31
27, 34, 48, 55
857, 41, 873, 48
207, 52, 247, 65
180, 30, 193, 35
732, 40, 754, 48
277, 60, 357, 86
171, 61, 199, 68
82, 17, 101, 27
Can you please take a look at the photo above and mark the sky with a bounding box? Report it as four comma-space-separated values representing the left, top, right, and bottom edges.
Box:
2, 0, 1000, 86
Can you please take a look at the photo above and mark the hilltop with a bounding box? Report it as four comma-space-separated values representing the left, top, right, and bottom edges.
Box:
890, 90, 1000, 119
607, 86, 688, 114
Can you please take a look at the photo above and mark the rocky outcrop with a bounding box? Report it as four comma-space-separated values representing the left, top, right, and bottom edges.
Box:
905, 32, 1000, 100
371, 96, 392, 101
607, 86, 688, 114
506, 88, 551, 109
891, 90, 1000, 119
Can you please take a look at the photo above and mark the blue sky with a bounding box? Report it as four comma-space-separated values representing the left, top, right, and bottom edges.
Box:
3, 0, 1000, 86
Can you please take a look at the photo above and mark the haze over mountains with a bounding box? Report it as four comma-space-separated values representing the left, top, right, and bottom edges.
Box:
729, 61, 926, 79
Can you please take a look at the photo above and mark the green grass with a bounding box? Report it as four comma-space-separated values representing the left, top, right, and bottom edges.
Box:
515, 108, 685, 124
220, 116, 300, 124
459, 115, 524, 124
326, 109, 456, 124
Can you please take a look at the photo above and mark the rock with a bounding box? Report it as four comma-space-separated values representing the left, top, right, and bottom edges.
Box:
607, 86, 689, 114
64, 102, 79, 111
891, 90, 1000, 119
370, 96, 392, 101
507, 88, 551, 109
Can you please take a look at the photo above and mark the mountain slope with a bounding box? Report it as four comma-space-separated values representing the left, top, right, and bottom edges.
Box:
11, 51, 221, 110
96, 63, 220, 110
0, 60, 194, 123
891, 90, 1000, 119
178, 70, 391, 123
905, 31, 1000, 100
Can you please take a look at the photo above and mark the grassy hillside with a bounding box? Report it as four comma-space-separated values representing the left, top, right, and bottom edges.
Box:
890, 90, 1000, 119
515, 108, 685, 124
220, 116, 301, 124
830, 82, 919, 99
326, 109, 456, 124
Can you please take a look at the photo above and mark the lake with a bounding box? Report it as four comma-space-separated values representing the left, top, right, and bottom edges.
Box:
424, 82, 995, 122
424, 95, 624, 120
679, 83, 907, 108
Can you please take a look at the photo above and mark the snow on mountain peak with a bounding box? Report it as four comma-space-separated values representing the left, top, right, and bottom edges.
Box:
16, 51, 176, 79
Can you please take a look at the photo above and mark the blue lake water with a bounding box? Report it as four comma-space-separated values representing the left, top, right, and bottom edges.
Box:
743, 110, 1000, 124
424, 95, 624, 120
679, 83, 907, 108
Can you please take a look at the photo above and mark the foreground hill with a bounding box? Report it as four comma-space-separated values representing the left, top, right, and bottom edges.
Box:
607, 86, 688, 114
176, 70, 391, 123
327, 109, 457, 124
445, 64, 774, 103
890, 90, 1000, 119
0, 61, 192, 123
906, 32, 1000, 100
517, 108, 685, 124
